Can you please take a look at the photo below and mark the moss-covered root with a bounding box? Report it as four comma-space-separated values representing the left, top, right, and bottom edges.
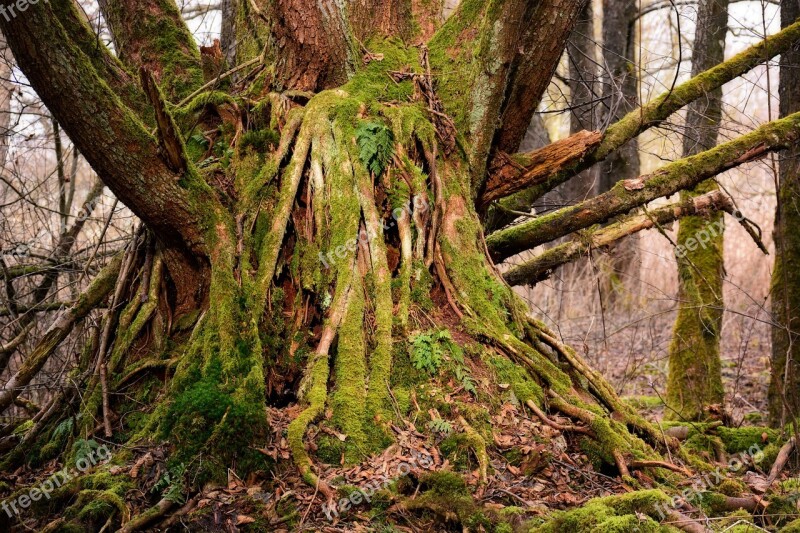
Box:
118, 498, 175, 533
356, 169, 394, 422
288, 267, 356, 497
534, 490, 675, 532
457, 415, 488, 484
532, 322, 676, 453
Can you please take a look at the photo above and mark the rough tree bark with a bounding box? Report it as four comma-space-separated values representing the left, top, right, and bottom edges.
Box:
770, 0, 800, 428
666, 0, 729, 422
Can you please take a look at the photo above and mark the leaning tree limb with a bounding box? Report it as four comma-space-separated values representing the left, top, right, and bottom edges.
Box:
487, 109, 800, 262
0, 254, 122, 414
483, 17, 800, 214
50, 0, 151, 119
0, 0, 212, 258
502, 190, 741, 286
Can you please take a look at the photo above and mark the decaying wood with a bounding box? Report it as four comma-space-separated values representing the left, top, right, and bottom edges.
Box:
766, 436, 796, 488
488, 110, 800, 262
487, 17, 800, 211
140, 69, 187, 174
666, 510, 707, 533
481, 130, 602, 208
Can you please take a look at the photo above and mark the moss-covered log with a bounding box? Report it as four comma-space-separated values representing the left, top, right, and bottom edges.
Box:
503, 190, 735, 287
487, 110, 800, 262
485, 17, 800, 215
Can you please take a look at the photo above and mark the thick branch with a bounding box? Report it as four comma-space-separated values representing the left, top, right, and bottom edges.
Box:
429, 0, 546, 185
50, 0, 150, 119
488, 110, 800, 261
503, 190, 733, 286
97, 0, 203, 101
486, 17, 800, 209
0, 254, 121, 414
494, 0, 588, 154
0, 0, 209, 256
481, 130, 601, 208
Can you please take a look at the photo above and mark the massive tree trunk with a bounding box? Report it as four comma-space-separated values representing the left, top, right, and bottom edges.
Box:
666, 0, 729, 422
0, 0, 798, 530
770, 0, 800, 428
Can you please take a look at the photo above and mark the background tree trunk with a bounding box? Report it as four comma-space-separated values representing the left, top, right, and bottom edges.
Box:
769, 0, 800, 428
666, 0, 729, 422
597, 0, 641, 305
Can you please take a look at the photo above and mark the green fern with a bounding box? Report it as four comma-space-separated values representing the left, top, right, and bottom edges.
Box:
356, 121, 394, 177
427, 417, 453, 436
152, 462, 187, 503
410, 330, 445, 374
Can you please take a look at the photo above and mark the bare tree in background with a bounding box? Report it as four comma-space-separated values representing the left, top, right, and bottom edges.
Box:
666, 0, 729, 422
770, 0, 800, 429
596, 0, 642, 305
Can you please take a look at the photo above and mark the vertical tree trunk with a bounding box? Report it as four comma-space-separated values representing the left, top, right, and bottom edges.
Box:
562, 0, 599, 205
597, 0, 640, 304
666, 0, 728, 421
769, 0, 800, 428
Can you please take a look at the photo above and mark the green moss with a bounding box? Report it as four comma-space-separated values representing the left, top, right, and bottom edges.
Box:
441, 433, 478, 471
667, 184, 725, 421
420, 471, 469, 496
331, 275, 368, 462
623, 396, 664, 410
538, 490, 673, 533
766, 494, 798, 527
717, 479, 746, 497
489, 355, 544, 405
717, 426, 776, 453
783, 517, 800, 532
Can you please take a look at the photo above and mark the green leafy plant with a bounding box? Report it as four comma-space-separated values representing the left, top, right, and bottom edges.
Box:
427, 417, 453, 436
410, 329, 477, 394
356, 121, 394, 176
72, 438, 101, 464
152, 462, 187, 503
410, 329, 449, 374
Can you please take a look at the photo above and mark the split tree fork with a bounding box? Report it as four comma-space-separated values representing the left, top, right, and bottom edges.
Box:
0, 0, 799, 529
